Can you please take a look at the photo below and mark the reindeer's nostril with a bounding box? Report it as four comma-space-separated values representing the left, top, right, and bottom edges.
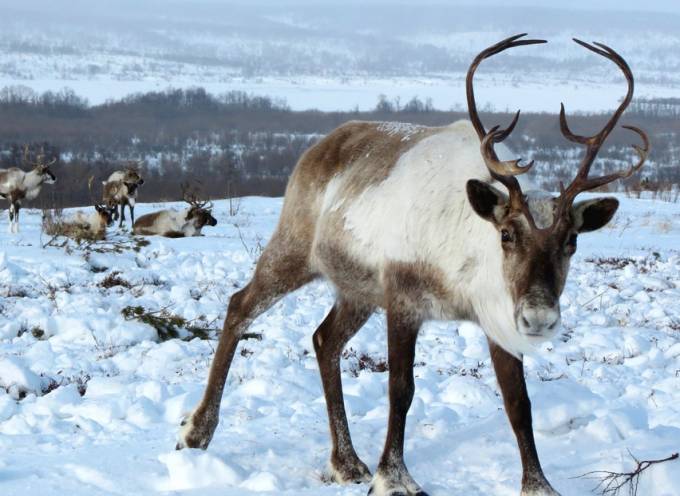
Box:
522, 316, 530, 328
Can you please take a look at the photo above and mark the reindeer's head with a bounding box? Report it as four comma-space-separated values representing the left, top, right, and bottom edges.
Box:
25, 147, 57, 184
187, 206, 217, 228
182, 183, 217, 229
123, 165, 144, 187
465, 35, 648, 342
95, 204, 118, 226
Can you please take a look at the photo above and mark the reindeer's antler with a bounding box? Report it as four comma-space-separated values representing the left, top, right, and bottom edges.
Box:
466, 33, 546, 229
553, 39, 650, 226
22, 144, 57, 168
88, 176, 102, 208
181, 182, 212, 210
467, 35, 648, 233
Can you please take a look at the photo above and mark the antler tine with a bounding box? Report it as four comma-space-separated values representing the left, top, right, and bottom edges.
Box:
490, 109, 521, 142
466, 33, 547, 140
181, 182, 193, 204
481, 126, 534, 176
622, 125, 650, 172
559, 39, 634, 150
87, 176, 99, 207
22, 144, 39, 167
553, 40, 646, 226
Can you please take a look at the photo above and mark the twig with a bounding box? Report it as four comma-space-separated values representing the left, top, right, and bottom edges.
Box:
576, 450, 678, 495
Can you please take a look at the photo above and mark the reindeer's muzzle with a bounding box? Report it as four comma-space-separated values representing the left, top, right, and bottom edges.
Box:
516, 299, 561, 341
207, 215, 217, 227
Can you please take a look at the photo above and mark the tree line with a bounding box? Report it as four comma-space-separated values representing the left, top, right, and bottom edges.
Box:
0, 86, 678, 209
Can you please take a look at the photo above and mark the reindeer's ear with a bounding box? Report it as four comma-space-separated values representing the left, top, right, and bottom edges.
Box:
572, 197, 619, 233
466, 179, 507, 225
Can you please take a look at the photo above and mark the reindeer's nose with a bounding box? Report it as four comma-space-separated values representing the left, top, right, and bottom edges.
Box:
517, 303, 560, 337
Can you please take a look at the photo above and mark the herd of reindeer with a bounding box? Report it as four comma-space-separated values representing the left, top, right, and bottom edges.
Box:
0, 34, 659, 496
0, 151, 217, 239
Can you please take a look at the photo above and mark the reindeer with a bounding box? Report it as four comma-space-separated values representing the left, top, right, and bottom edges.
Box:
132, 184, 217, 237
0, 147, 57, 233
51, 179, 118, 241
176, 35, 648, 496
47, 204, 118, 241
102, 164, 144, 228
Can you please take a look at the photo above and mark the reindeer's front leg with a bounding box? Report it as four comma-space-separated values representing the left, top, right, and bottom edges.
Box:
488, 340, 561, 496
7, 202, 14, 233
118, 203, 126, 227
370, 304, 427, 496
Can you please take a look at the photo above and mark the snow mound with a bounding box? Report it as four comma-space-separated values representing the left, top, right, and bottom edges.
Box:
157, 450, 243, 491
0, 356, 44, 398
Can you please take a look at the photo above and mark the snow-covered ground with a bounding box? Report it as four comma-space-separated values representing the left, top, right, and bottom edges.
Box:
0, 196, 679, 495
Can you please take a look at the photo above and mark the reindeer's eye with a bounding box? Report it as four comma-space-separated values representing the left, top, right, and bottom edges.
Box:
501, 229, 512, 243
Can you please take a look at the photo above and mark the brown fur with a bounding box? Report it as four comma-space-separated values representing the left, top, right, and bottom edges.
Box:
132, 212, 162, 235
179, 120, 582, 496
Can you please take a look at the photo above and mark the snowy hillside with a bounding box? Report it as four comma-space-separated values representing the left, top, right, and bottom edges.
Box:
2, 2, 680, 110
0, 196, 679, 495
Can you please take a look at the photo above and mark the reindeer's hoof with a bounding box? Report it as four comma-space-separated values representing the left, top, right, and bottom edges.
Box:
176, 409, 217, 450
521, 477, 561, 496
368, 469, 427, 496
330, 456, 372, 484
368, 489, 428, 496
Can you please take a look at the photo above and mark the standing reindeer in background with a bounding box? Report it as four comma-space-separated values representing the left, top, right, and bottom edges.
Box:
102, 164, 144, 228
0, 146, 57, 233
177, 35, 648, 496
133, 183, 217, 237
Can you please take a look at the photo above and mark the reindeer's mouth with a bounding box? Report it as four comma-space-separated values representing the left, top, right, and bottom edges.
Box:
515, 302, 561, 341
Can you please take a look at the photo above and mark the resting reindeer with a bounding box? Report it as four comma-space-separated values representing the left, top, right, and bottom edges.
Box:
0, 148, 57, 233
102, 165, 144, 228
46, 204, 117, 241
133, 187, 217, 237
177, 35, 648, 496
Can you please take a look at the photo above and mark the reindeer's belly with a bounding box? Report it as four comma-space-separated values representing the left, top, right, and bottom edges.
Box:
311, 238, 385, 306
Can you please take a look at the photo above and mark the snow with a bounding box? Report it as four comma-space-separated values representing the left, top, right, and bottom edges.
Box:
0, 195, 679, 495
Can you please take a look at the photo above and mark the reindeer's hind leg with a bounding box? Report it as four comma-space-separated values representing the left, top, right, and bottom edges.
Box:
313, 298, 373, 484
177, 232, 315, 450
